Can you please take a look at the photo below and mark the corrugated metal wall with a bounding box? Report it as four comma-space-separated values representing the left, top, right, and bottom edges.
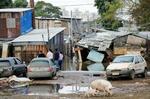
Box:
0, 18, 7, 38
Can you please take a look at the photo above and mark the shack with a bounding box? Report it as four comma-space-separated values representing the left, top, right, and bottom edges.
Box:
35, 16, 82, 56
11, 27, 65, 63
0, 8, 33, 38
0, 8, 33, 57
76, 30, 150, 67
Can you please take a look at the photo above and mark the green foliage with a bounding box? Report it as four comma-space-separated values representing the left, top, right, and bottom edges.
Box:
13, 0, 28, 8
95, 0, 123, 30
131, 0, 150, 31
95, 0, 114, 14
0, 0, 13, 8
35, 1, 62, 18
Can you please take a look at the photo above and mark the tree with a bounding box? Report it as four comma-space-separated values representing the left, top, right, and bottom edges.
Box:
95, 0, 123, 30
0, 0, 13, 8
35, 1, 62, 18
13, 0, 28, 8
131, 0, 150, 31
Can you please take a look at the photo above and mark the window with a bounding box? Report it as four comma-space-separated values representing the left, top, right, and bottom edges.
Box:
134, 56, 139, 64
138, 56, 144, 63
113, 56, 134, 63
0, 60, 11, 67
15, 58, 22, 64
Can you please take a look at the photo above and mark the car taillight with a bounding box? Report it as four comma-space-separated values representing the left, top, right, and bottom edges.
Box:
48, 67, 53, 72
27, 67, 32, 72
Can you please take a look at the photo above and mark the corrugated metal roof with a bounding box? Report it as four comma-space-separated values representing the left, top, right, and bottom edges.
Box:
11, 27, 65, 45
77, 31, 130, 51
0, 8, 32, 12
134, 31, 150, 40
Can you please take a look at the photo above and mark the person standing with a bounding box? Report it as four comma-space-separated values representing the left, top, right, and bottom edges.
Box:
58, 52, 63, 70
53, 49, 60, 69
37, 51, 46, 57
46, 49, 53, 60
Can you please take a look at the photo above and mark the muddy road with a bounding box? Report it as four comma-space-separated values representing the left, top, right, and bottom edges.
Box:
0, 74, 150, 99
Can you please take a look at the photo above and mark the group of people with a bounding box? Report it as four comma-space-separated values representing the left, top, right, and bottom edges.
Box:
37, 48, 63, 70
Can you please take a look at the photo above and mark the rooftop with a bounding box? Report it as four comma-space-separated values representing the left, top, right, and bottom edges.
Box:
11, 27, 65, 45
0, 8, 32, 12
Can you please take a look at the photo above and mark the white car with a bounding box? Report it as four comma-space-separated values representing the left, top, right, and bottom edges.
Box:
106, 54, 147, 80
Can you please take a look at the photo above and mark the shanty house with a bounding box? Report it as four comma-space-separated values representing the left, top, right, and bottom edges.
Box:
0, 8, 33, 57
0, 8, 33, 38
10, 27, 65, 63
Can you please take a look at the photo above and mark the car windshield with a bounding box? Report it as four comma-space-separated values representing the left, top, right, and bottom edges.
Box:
0, 60, 10, 67
113, 56, 134, 63
30, 60, 50, 67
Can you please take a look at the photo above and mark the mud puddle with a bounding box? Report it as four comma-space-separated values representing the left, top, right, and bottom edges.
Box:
0, 79, 150, 96
0, 84, 60, 96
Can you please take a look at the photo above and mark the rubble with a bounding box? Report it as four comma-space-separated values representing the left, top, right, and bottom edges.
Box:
0, 75, 32, 88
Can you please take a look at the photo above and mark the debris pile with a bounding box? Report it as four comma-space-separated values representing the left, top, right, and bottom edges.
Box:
0, 75, 32, 88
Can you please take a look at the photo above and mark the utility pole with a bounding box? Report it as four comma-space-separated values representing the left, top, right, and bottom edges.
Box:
70, 11, 73, 58
30, 0, 35, 29
47, 20, 50, 50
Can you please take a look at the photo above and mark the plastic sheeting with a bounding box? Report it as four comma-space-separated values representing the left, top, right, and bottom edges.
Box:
20, 10, 33, 35
87, 50, 104, 62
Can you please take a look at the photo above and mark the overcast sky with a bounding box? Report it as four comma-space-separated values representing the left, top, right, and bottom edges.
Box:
29, 0, 98, 13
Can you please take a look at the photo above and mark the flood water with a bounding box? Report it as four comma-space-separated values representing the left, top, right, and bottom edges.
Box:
63, 55, 106, 71
0, 84, 60, 96
1, 82, 150, 96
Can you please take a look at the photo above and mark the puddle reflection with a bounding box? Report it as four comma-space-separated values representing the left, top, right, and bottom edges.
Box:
0, 84, 90, 95
0, 84, 61, 96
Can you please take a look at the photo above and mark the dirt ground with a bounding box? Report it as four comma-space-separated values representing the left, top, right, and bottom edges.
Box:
0, 74, 150, 99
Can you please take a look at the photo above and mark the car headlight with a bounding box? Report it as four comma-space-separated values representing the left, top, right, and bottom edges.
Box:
106, 69, 111, 72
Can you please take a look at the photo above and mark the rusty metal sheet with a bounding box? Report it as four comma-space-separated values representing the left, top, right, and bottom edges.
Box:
0, 18, 7, 38
7, 28, 19, 38
12, 12, 20, 18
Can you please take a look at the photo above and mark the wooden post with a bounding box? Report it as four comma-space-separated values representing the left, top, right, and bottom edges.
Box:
74, 47, 83, 63
2, 43, 8, 58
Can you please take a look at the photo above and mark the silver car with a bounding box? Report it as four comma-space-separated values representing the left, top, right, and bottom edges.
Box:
27, 58, 57, 79
106, 54, 147, 80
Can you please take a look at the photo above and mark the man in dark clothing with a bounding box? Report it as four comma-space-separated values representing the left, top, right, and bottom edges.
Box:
53, 49, 60, 69
37, 51, 46, 57
53, 49, 59, 60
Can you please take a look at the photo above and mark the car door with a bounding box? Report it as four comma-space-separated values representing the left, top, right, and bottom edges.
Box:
133, 56, 141, 74
137, 56, 146, 73
12, 58, 26, 75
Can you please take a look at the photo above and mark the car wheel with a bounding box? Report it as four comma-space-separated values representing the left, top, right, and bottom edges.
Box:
141, 69, 147, 78
107, 77, 112, 80
129, 70, 135, 80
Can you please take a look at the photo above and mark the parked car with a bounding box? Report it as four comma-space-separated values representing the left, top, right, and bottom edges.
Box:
0, 57, 27, 77
106, 54, 147, 80
27, 58, 57, 79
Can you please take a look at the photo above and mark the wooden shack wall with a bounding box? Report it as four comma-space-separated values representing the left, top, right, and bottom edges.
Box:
14, 45, 48, 64
113, 35, 147, 55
